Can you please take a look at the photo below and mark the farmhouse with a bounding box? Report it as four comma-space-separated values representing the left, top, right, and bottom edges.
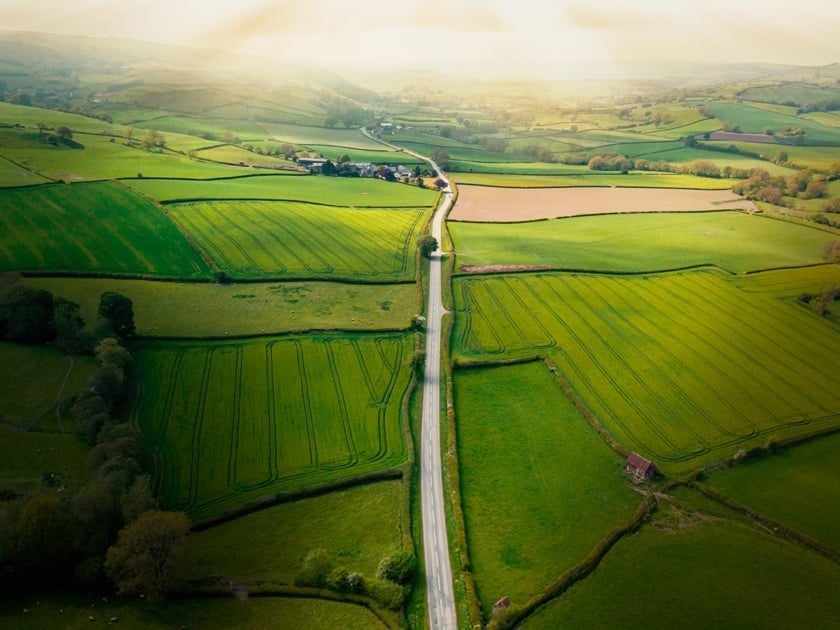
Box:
296, 157, 328, 171
625, 452, 658, 481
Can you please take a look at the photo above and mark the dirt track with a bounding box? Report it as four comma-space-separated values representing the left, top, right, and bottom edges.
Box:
450, 185, 758, 222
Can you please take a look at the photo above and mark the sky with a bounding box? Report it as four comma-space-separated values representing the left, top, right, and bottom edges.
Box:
5, 0, 840, 79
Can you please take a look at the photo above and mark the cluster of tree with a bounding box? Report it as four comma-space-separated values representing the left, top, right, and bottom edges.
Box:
588, 153, 633, 173
294, 547, 416, 611
324, 106, 371, 129
733, 168, 828, 206
796, 99, 840, 115
241, 142, 296, 160
141, 129, 166, 152
430, 149, 450, 171
520, 144, 557, 163
0, 284, 134, 352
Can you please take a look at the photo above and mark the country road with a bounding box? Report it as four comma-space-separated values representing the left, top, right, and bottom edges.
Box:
361, 128, 458, 628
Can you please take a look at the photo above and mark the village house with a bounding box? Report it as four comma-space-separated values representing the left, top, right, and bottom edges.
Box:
625, 452, 658, 481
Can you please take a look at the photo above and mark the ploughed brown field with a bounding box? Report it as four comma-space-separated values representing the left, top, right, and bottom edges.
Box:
450, 186, 757, 222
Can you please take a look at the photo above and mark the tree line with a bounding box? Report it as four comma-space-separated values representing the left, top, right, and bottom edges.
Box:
0, 282, 191, 602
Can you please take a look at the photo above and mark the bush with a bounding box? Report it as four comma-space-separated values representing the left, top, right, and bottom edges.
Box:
376, 549, 417, 584
294, 548, 333, 588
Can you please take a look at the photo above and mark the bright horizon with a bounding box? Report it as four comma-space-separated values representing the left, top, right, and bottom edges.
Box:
4, 0, 840, 79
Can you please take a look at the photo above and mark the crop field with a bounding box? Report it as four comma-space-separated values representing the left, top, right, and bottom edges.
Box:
24, 277, 419, 337
168, 200, 429, 281
450, 211, 831, 273
523, 515, 840, 629
452, 271, 840, 473
128, 333, 413, 521
0, 182, 212, 277
0, 341, 95, 430
127, 173, 438, 206
454, 362, 641, 615
450, 185, 755, 222
0, 593, 386, 630
704, 431, 840, 550
189, 480, 402, 583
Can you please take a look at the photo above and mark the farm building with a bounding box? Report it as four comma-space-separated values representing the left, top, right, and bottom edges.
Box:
492, 596, 511, 614
625, 452, 658, 481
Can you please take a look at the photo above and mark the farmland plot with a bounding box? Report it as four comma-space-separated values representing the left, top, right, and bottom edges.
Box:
128, 334, 413, 521
0, 181, 211, 277
168, 200, 429, 280
453, 271, 840, 473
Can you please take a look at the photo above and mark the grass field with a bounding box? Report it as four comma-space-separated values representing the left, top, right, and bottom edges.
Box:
739, 83, 840, 106
0, 341, 95, 430
705, 140, 840, 170
704, 431, 840, 550
24, 277, 419, 337
0, 153, 52, 186
522, 513, 840, 629
129, 333, 413, 521
454, 362, 640, 616
189, 479, 403, 583
0, 182, 212, 277
0, 425, 90, 495
167, 200, 429, 281
450, 171, 736, 189
452, 270, 840, 473
127, 174, 438, 206
449, 211, 832, 273
0, 593, 386, 630
257, 123, 387, 150
700, 101, 840, 145
193, 144, 297, 168
300, 145, 423, 165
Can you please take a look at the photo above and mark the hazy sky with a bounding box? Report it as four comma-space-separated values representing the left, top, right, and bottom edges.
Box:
5, 0, 840, 78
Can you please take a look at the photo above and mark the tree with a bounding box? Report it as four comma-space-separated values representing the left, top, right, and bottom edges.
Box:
14, 494, 74, 578
375, 549, 417, 584
36, 121, 47, 137
430, 149, 450, 170
0, 284, 55, 343
320, 159, 337, 176
418, 235, 438, 258
121, 475, 158, 524
104, 510, 191, 602
98, 292, 135, 338
56, 126, 73, 141
823, 198, 840, 213
294, 548, 333, 587
141, 129, 166, 151
53, 298, 87, 354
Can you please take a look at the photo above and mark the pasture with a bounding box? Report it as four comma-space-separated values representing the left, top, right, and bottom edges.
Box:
449, 211, 832, 273
700, 101, 840, 144
167, 200, 429, 281
189, 480, 403, 583
0, 425, 90, 495
0, 593, 386, 630
0, 341, 95, 430
127, 174, 438, 206
452, 271, 840, 473
523, 512, 840, 629
454, 362, 641, 616
24, 277, 419, 337
450, 185, 755, 222
450, 171, 735, 189
0, 182, 211, 278
257, 122, 387, 150
704, 431, 840, 550
129, 333, 413, 521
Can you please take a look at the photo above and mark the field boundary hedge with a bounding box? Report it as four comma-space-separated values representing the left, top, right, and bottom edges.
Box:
177, 586, 402, 629
451, 262, 738, 279
488, 495, 657, 629
689, 482, 840, 565
191, 467, 404, 531
448, 207, 747, 226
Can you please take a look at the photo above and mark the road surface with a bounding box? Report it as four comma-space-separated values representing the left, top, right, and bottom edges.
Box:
361, 128, 457, 628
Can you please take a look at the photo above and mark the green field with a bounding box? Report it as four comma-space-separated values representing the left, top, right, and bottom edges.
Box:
0, 153, 52, 186
0, 341, 95, 430
739, 83, 840, 106
193, 144, 297, 168
454, 362, 640, 616
452, 270, 840, 473
450, 171, 735, 189
127, 174, 438, 206
24, 277, 419, 337
0, 593, 386, 630
701, 101, 840, 145
450, 211, 833, 273
167, 200, 429, 281
0, 182, 212, 277
129, 334, 413, 521
0, 425, 90, 495
257, 123, 387, 150
705, 140, 840, 170
704, 431, 840, 550
523, 513, 840, 629
189, 479, 403, 583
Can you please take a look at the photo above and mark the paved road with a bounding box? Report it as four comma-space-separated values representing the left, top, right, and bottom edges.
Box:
419, 178, 457, 630
361, 128, 457, 628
